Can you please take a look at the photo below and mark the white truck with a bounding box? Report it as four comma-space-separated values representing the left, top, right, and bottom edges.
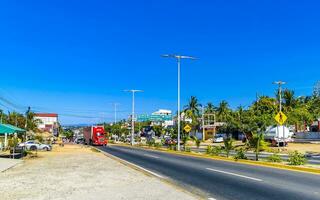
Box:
264, 126, 294, 146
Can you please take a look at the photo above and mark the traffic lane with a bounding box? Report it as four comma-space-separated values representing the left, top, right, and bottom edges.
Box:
104, 145, 320, 189
100, 146, 320, 200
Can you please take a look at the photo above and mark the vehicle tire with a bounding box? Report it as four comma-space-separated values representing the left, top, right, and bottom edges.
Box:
30, 145, 37, 151
43, 147, 49, 151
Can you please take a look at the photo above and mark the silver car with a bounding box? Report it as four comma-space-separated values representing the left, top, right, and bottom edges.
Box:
19, 141, 52, 151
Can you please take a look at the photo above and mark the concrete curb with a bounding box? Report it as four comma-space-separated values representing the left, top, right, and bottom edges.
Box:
110, 143, 320, 175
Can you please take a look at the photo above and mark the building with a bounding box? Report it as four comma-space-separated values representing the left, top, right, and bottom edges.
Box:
34, 113, 59, 136
151, 109, 173, 127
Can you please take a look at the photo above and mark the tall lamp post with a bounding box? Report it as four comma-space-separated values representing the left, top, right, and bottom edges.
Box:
162, 54, 196, 151
124, 90, 143, 146
273, 81, 286, 149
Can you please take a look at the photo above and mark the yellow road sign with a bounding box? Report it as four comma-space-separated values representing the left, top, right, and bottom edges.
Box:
274, 111, 287, 125
184, 124, 192, 133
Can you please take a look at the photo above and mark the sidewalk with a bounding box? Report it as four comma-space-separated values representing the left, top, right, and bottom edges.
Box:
0, 158, 23, 172
0, 145, 197, 200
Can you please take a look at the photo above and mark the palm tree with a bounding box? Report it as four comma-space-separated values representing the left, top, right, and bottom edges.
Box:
283, 89, 296, 112
184, 96, 201, 117
217, 100, 230, 122
205, 102, 216, 114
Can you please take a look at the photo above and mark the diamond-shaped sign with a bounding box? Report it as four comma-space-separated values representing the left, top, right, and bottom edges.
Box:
274, 111, 287, 125
184, 124, 192, 133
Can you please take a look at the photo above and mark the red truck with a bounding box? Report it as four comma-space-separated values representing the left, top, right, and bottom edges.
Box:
83, 126, 108, 146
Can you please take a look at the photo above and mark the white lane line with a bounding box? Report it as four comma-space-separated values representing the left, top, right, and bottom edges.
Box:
206, 168, 263, 182
143, 154, 159, 159
208, 198, 217, 200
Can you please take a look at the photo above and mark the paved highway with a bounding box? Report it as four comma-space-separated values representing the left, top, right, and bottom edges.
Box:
99, 145, 320, 200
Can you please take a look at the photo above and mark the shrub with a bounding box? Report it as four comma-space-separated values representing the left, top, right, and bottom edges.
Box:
192, 136, 201, 148
147, 138, 155, 147
234, 148, 247, 161
154, 142, 161, 149
266, 154, 282, 163
185, 146, 191, 152
206, 145, 213, 154
288, 151, 306, 165
34, 135, 44, 143
206, 146, 222, 156
223, 138, 234, 158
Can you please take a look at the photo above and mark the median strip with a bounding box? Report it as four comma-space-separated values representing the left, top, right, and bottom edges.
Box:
206, 168, 263, 182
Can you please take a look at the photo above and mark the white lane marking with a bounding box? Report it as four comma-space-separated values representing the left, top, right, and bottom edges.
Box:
143, 154, 159, 159
206, 168, 263, 182
105, 151, 164, 179
208, 198, 217, 200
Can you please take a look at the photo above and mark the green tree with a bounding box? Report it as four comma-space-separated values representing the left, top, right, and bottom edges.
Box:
216, 100, 231, 122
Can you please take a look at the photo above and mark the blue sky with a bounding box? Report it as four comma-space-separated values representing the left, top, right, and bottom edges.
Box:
0, 0, 319, 124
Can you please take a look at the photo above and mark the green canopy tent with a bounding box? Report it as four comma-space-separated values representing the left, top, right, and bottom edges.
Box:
0, 124, 26, 148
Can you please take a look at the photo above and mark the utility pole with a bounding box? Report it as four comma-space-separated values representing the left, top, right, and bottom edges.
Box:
25, 106, 31, 141
124, 90, 143, 146
202, 106, 205, 141
273, 81, 286, 149
162, 54, 197, 151
0, 109, 2, 124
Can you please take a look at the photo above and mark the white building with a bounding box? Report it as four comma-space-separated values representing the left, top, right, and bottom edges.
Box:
34, 113, 59, 135
151, 109, 174, 127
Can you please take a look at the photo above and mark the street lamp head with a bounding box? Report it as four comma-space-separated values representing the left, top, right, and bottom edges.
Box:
273, 81, 286, 85
161, 54, 197, 60
123, 89, 143, 93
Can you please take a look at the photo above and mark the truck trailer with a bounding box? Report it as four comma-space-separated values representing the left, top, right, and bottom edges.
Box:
83, 126, 108, 146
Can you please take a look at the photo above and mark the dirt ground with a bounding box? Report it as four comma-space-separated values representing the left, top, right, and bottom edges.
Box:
284, 143, 320, 153
0, 144, 197, 200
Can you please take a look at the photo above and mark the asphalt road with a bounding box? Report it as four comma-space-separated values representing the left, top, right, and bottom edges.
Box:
98, 145, 320, 200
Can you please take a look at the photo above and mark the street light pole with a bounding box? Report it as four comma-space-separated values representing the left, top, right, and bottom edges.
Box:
124, 90, 143, 146
162, 54, 196, 151
273, 81, 286, 149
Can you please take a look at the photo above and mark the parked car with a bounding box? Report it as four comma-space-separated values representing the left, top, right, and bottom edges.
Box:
213, 136, 224, 143
19, 141, 52, 151
164, 138, 177, 145
74, 137, 85, 144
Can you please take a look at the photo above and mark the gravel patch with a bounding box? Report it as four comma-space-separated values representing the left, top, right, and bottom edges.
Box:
0, 145, 198, 200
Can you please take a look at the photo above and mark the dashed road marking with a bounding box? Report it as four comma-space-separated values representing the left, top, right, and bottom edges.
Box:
206, 168, 263, 182
143, 154, 159, 159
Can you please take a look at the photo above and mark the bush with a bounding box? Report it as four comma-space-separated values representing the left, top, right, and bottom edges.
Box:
206, 145, 213, 154
266, 154, 282, 163
34, 135, 44, 143
206, 145, 222, 156
154, 142, 161, 149
288, 151, 306, 165
185, 147, 191, 152
223, 138, 234, 158
147, 138, 155, 147
192, 136, 201, 148
234, 148, 247, 161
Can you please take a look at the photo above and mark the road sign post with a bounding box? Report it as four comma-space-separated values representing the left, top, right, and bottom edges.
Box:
274, 111, 287, 148
184, 124, 192, 133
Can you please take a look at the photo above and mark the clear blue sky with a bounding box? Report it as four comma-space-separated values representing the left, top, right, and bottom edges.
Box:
0, 0, 319, 124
